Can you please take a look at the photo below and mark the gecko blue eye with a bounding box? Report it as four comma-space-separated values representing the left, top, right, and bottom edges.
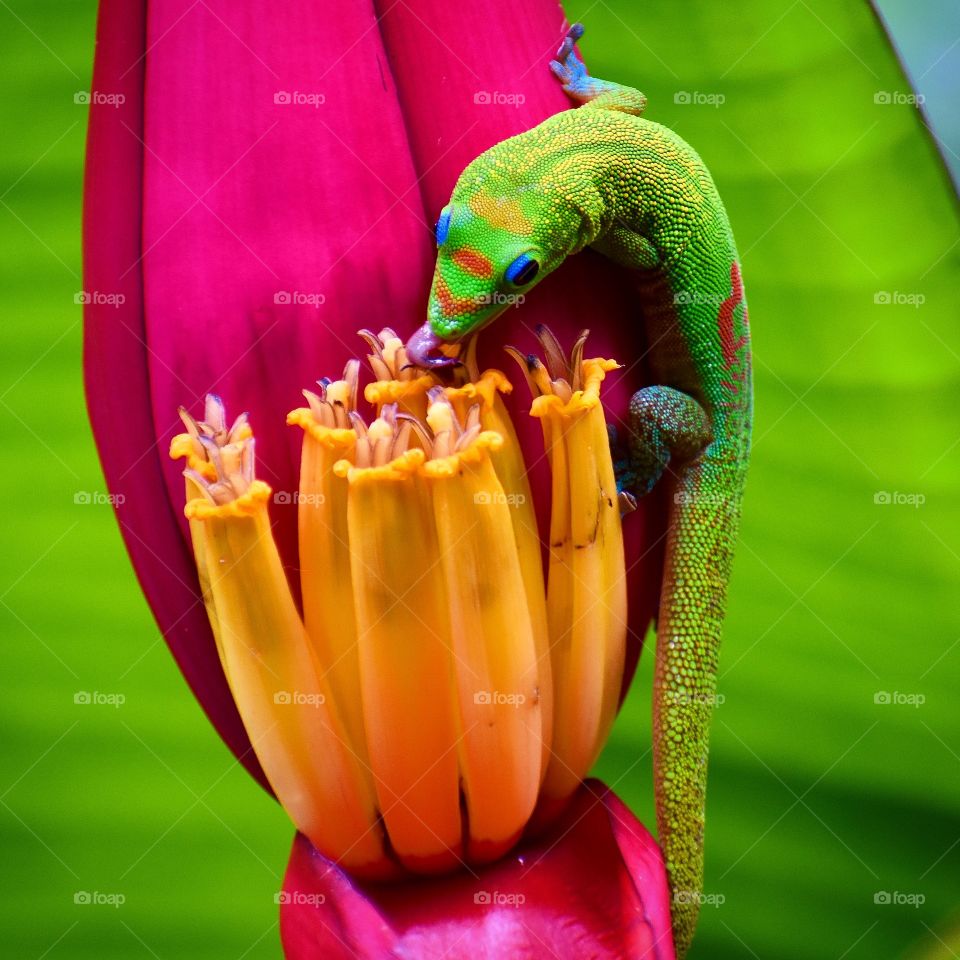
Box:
435, 209, 452, 246
505, 253, 540, 286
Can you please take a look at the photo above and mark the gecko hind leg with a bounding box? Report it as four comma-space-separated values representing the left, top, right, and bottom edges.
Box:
550, 23, 648, 116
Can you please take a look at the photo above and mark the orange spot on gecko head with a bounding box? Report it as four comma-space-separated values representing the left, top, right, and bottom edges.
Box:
468, 191, 533, 235
434, 271, 478, 319
451, 247, 494, 279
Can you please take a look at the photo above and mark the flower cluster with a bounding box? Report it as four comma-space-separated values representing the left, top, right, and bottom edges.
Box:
171, 328, 627, 878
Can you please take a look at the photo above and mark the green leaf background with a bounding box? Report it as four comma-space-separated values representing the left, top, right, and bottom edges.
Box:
1, 1, 957, 957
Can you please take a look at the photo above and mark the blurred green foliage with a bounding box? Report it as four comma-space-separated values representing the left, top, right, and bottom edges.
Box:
1, 1, 957, 958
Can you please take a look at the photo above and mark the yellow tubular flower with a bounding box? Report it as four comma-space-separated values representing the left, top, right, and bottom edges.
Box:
442, 369, 553, 780
360, 327, 436, 420
286, 362, 367, 760
177, 424, 388, 877
423, 396, 544, 862
169, 394, 251, 677
508, 328, 628, 806
334, 433, 463, 874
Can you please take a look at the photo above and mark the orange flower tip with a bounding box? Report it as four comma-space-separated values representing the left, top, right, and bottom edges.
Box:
177, 394, 251, 446
363, 374, 436, 408
466, 829, 523, 866
357, 327, 422, 383
442, 368, 513, 414
171, 395, 253, 478
506, 327, 620, 413
177, 414, 265, 509
296, 361, 360, 429
286, 407, 357, 449
184, 479, 272, 520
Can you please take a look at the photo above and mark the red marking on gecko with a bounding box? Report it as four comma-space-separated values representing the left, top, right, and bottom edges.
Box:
451, 247, 494, 279
718, 261, 748, 368
435, 272, 480, 318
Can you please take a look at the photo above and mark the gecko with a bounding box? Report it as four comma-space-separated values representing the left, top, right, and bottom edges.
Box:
405, 23, 751, 957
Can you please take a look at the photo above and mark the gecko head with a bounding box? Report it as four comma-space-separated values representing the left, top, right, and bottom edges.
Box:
406, 172, 582, 368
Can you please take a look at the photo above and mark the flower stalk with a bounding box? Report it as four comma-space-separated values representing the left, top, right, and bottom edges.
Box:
508, 327, 628, 805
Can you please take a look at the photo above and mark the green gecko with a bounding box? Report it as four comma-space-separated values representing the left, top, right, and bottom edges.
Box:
405, 23, 751, 957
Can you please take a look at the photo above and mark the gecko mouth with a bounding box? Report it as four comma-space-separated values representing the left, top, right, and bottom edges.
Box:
404, 320, 463, 369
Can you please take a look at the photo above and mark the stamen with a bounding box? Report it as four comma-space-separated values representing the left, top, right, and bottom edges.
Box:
303, 360, 359, 429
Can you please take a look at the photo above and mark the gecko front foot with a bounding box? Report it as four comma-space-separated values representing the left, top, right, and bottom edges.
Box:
549, 23, 587, 90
